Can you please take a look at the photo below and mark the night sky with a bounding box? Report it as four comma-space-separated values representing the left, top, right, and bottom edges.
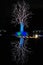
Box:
0, 0, 43, 65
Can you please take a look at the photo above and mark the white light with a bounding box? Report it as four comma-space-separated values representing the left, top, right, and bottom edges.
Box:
35, 34, 38, 38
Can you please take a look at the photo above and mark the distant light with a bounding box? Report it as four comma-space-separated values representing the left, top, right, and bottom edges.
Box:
0, 30, 6, 32
0, 34, 2, 36
3, 30, 6, 32
35, 34, 39, 38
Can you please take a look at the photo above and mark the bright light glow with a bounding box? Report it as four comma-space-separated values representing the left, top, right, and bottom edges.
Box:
35, 34, 39, 38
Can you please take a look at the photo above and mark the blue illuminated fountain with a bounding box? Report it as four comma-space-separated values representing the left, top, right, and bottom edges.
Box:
20, 22, 24, 48
15, 22, 28, 48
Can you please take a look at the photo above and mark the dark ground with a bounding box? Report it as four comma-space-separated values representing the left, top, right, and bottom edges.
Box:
0, 0, 43, 65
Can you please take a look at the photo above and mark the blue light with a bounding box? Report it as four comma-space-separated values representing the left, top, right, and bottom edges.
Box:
20, 22, 24, 47
20, 38, 24, 48
20, 22, 24, 32
21, 32, 28, 36
15, 32, 18, 36
15, 22, 28, 48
